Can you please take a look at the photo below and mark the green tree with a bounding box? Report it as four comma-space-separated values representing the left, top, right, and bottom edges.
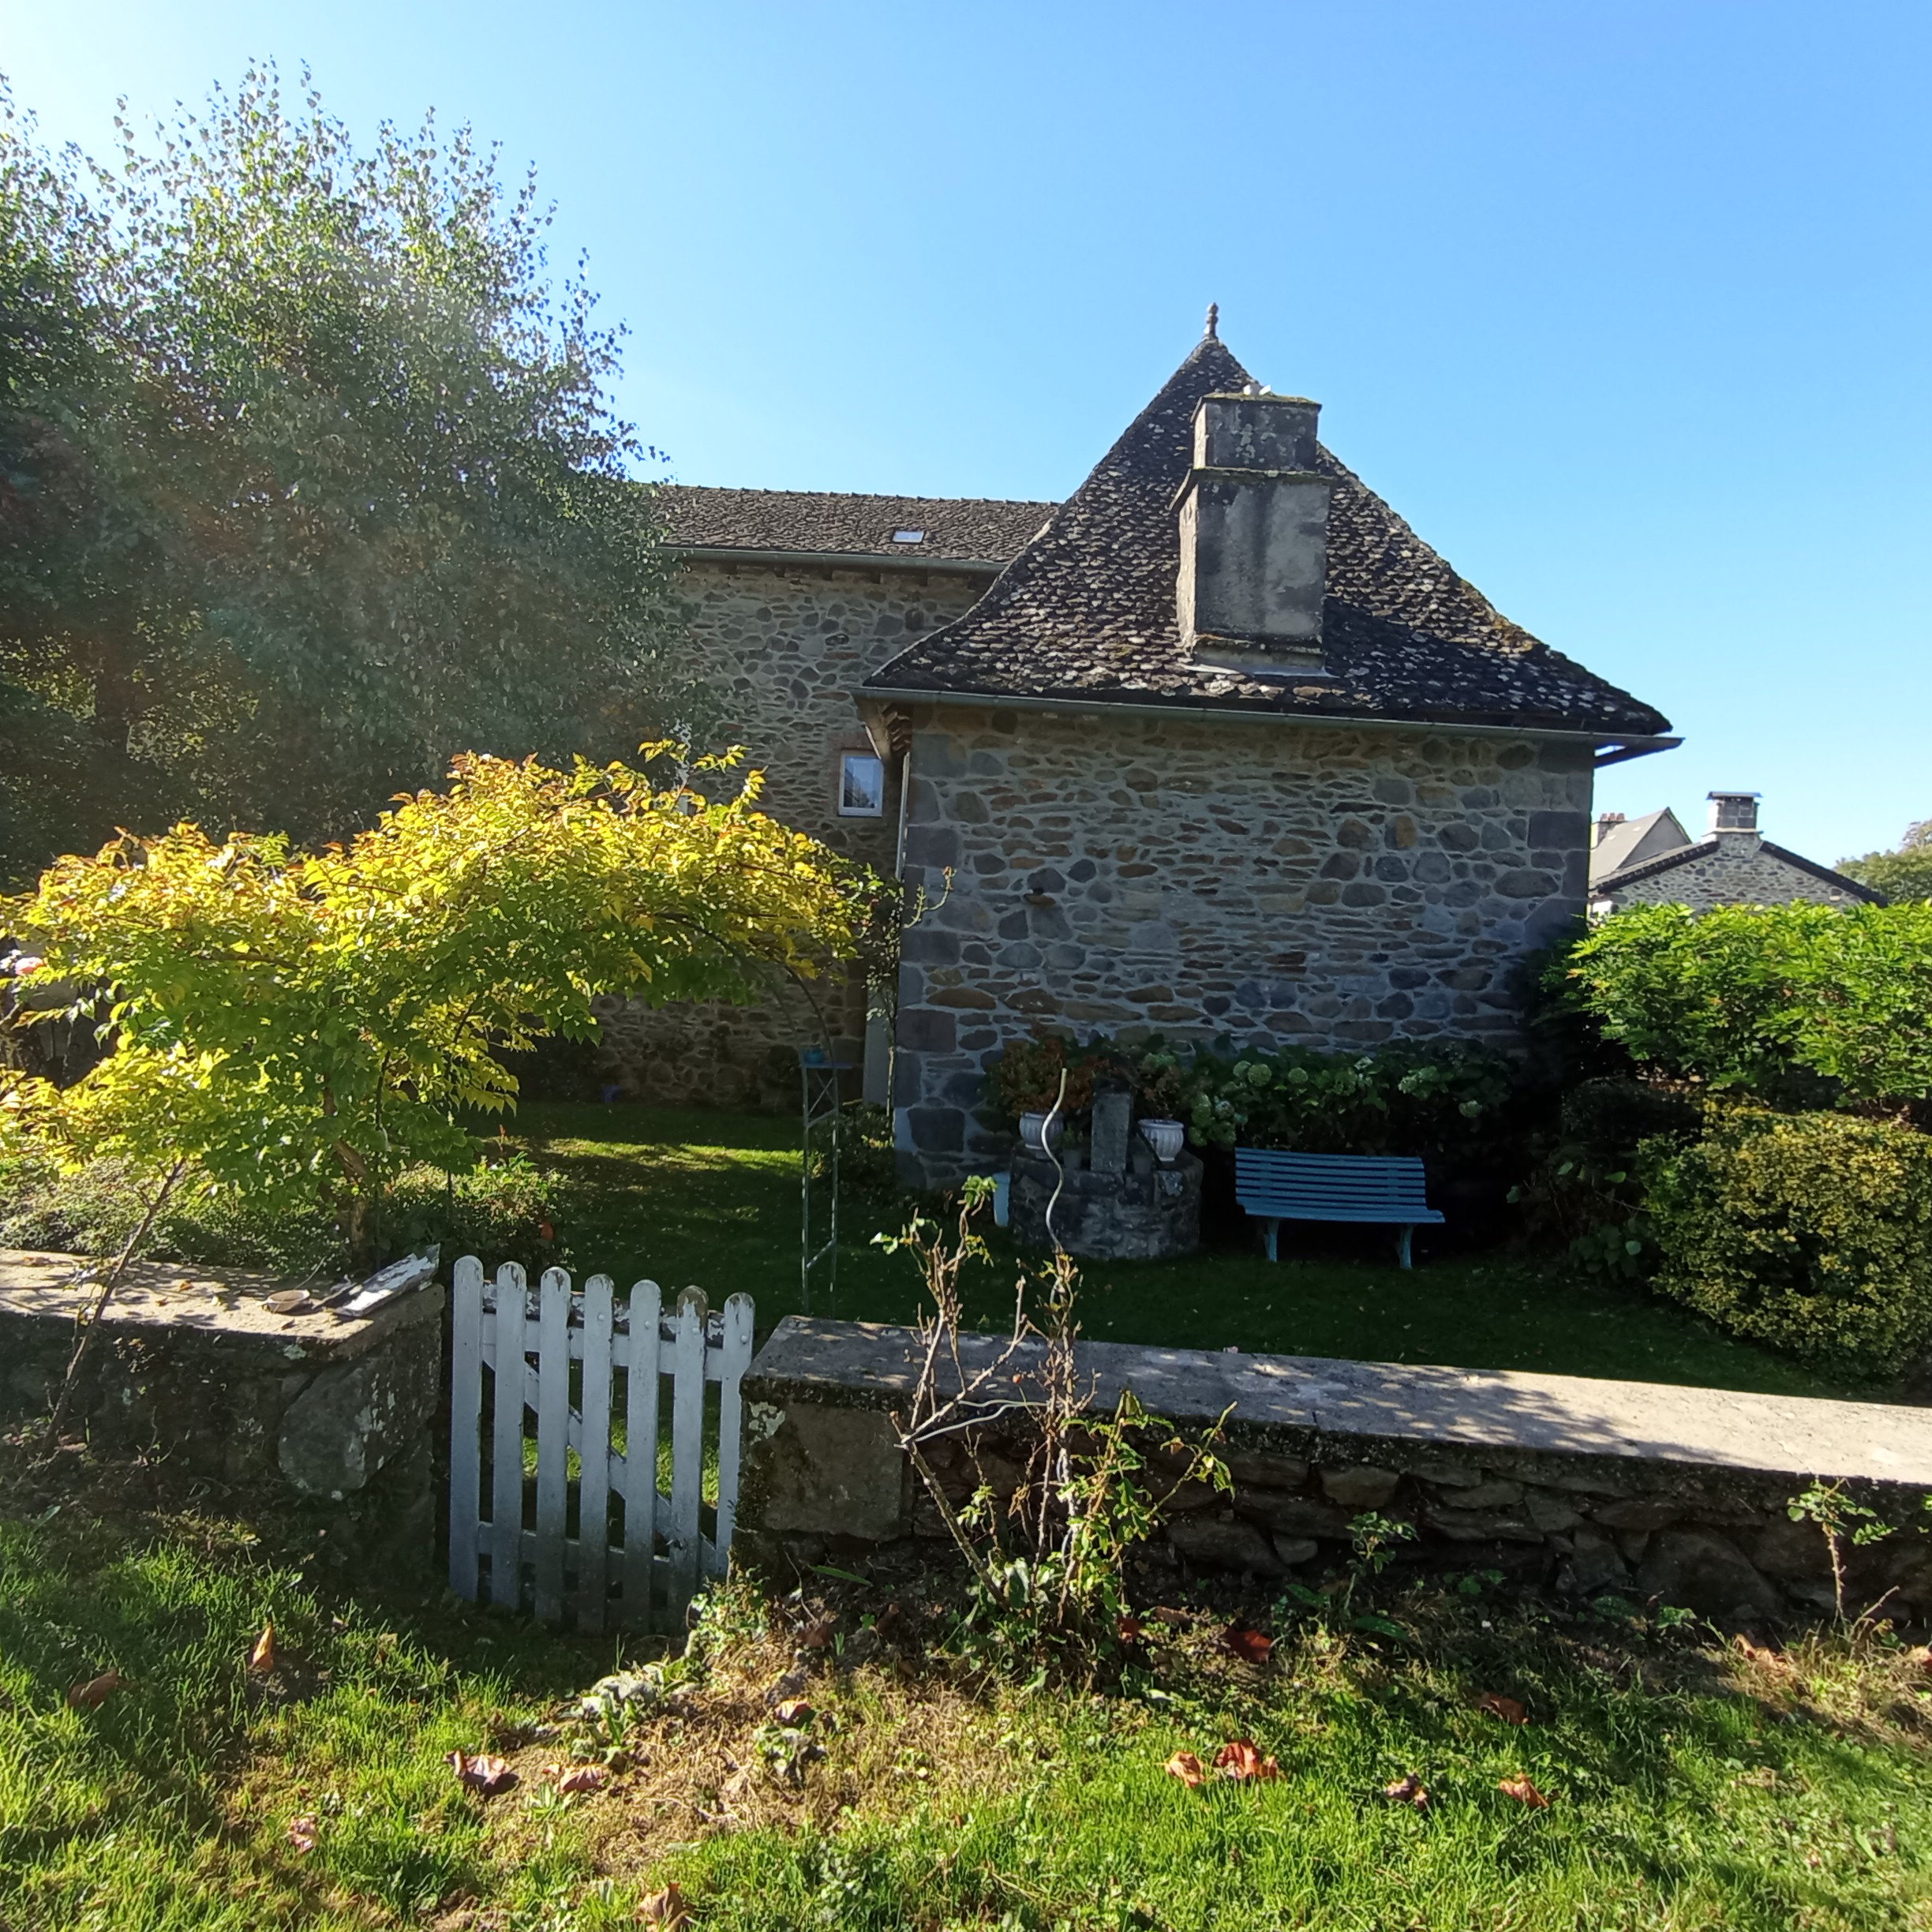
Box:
0, 67, 696, 886
1556, 900, 1932, 1110
1839, 818, 1932, 903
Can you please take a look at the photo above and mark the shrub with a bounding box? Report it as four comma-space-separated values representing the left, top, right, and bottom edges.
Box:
1644, 1110, 1932, 1372
1560, 1078, 1699, 1163
1184, 1041, 1515, 1157
0, 1145, 564, 1279
1556, 900, 1932, 1110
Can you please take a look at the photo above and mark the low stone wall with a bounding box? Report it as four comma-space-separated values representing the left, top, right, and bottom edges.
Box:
0, 1248, 442, 1563
739, 1318, 1932, 1625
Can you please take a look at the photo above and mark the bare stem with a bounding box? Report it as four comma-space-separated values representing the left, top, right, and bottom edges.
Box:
44, 1156, 188, 1449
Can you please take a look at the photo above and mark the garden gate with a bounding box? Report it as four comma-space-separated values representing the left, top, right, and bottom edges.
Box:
447, 1257, 754, 1631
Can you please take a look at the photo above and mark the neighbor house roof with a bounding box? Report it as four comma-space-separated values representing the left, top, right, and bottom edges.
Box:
1589, 807, 1690, 886
862, 337, 1672, 740
1593, 837, 1885, 903
657, 485, 1056, 569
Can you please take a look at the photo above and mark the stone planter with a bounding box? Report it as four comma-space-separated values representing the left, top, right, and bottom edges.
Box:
1138, 1118, 1185, 1163
1009, 1148, 1203, 1259
1017, 1110, 1065, 1152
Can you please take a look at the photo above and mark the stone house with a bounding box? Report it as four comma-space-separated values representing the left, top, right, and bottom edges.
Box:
592, 488, 1053, 1107
615, 325, 1676, 1181
1589, 792, 1881, 915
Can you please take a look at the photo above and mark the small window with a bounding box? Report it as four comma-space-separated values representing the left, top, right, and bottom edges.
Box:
891, 528, 926, 544
838, 751, 886, 817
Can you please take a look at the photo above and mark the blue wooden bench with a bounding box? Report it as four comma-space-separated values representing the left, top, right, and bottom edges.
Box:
1234, 1149, 1444, 1268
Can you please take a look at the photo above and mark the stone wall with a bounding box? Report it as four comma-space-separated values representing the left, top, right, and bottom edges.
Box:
594, 557, 989, 1107
1599, 835, 1870, 913
739, 1317, 1932, 1627
890, 702, 1595, 1183
0, 1248, 442, 1564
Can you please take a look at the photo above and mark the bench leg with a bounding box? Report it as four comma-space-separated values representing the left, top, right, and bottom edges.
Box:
1397, 1225, 1414, 1270
1264, 1218, 1279, 1264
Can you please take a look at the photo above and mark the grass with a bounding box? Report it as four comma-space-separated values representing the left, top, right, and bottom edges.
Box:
507, 1103, 1870, 1400
7, 1449, 1932, 1930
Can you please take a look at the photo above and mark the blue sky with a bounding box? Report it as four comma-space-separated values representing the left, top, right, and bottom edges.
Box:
5, 1, 1926, 864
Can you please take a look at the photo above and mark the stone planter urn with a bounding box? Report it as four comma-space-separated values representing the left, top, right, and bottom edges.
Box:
1018, 1110, 1065, 1152
1137, 1118, 1185, 1163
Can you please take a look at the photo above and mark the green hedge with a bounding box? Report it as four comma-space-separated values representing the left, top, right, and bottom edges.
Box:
1645, 1110, 1932, 1373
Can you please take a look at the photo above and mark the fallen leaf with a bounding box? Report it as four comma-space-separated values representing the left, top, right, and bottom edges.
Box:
1165, 1749, 1205, 1788
1497, 1774, 1549, 1807
286, 1814, 319, 1853
638, 1881, 693, 1926
1214, 1739, 1280, 1782
1220, 1623, 1275, 1666
248, 1623, 277, 1675
1383, 1773, 1431, 1810
1117, 1616, 1147, 1645
797, 1616, 835, 1651
66, 1669, 126, 1710
772, 1698, 814, 1726
1475, 1692, 1527, 1725
546, 1763, 605, 1795
446, 1750, 517, 1795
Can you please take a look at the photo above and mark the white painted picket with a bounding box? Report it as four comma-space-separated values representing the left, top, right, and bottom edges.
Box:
447, 1256, 755, 1631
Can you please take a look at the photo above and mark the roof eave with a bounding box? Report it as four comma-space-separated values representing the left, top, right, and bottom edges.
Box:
858, 682, 1679, 758
668, 543, 1009, 576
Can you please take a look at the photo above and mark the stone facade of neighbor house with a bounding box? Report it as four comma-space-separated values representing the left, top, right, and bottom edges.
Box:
862, 325, 1673, 1182
590, 492, 1052, 1107
1591, 792, 1881, 915
892, 704, 1593, 1174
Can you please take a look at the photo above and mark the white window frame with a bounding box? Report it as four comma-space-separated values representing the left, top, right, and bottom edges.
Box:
837, 751, 886, 818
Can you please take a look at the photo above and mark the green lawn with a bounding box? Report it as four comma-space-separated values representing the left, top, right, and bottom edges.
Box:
7, 1459, 1932, 1931
507, 1103, 1866, 1401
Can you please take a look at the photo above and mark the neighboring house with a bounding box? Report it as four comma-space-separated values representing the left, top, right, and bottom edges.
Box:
1590, 792, 1883, 915
608, 324, 1676, 1181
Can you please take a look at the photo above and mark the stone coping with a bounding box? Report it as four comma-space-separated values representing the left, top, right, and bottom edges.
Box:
0, 1248, 442, 1365
746, 1317, 1932, 1495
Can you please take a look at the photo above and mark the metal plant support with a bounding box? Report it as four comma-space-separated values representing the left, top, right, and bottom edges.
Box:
799, 1051, 850, 1315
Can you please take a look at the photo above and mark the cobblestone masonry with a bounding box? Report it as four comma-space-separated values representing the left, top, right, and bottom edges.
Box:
739, 1318, 1932, 1626
890, 702, 1594, 1184
1597, 835, 1868, 912
593, 560, 989, 1106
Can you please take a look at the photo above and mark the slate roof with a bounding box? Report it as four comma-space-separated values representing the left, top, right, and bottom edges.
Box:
863, 337, 1672, 738
1589, 807, 1690, 886
1595, 837, 1885, 903
658, 485, 1056, 567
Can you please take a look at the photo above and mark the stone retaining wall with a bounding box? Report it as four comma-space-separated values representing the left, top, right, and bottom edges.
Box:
739, 1317, 1932, 1626
0, 1249, 442, 1564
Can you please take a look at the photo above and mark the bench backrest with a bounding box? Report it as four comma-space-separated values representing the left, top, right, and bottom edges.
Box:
1234, 1148, 1432, 1213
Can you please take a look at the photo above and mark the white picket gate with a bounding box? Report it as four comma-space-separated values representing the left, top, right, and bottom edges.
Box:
447, 1257, 755, 1631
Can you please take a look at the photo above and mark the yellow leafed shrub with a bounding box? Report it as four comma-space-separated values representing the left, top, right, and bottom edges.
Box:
1646, 1110, 1932, 1372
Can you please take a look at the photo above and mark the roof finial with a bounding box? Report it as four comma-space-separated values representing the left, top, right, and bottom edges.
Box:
1204, 301, 1219, 340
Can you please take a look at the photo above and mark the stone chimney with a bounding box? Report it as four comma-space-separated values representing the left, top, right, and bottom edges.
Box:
1176, 390, 1334, 675
1708, 792, 1762, 854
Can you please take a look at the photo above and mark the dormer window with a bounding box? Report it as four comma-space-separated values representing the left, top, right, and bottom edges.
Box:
838, 751, 886, 817
891, 528, 926, 544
